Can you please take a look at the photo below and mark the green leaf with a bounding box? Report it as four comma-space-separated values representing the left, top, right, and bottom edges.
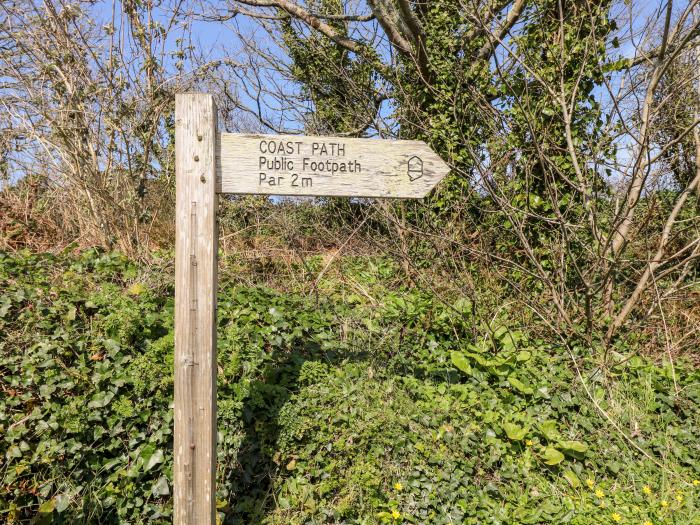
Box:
466, 351, 493, 367
39, 384, 56, 398
152, 476, 170, 496
103, 338, 121, 354
0, 296, 11, 318
539, 420, 559, 441
87, 391, 114, 409
558, 440, 587, 453
542, 447, 565, 465
63, 305, 77, 321
451, 351, 472, 375
144, 448, 164, 472
562, 470, 581, 488
516, 350, 531, 362
508, 375, 533, 395
493, 326, 509, 340
38, 499, 56, 514
127, 283, 146, 296
55, 493, 71, 513
503, 422, 528, 441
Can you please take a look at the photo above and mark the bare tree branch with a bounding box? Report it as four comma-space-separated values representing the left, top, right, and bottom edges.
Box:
475, 0, 527, 60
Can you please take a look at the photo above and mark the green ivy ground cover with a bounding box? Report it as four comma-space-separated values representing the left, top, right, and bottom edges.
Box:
1, 250, 699, 524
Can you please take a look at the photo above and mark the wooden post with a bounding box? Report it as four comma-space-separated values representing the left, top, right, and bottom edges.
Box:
174, 93, 218, 525
171, 93, 448, 524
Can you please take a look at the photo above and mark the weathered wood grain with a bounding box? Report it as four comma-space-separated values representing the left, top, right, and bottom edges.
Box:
172, 100, 451, 525
174, 93, 218, 525
216, 133, 450, 198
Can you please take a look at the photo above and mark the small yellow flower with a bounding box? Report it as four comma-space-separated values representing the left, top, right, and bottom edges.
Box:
693, 479, 700, 486
660, 500, 668, 508
611, 512, 621, 522
394, 482, 403, 491
525, 439, 533, 446
643, 485, 652, 495
644, 521, 653, 525
595, 488, 605, 498
599, 500, 606, 508
675, 493, 683, 503
391, 509, 401, 520
586, 478, 595, 488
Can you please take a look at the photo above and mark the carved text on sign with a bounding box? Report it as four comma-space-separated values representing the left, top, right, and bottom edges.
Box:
258, 140, 364, 188
217, 133, 450, 198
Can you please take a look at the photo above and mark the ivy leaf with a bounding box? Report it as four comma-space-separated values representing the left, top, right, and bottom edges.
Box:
152, 476, 170, 496
144, 448, 164, 472
503, 422, 528, 441
87, 391, 114, 409
539, 420, 559, 441
542, 447, 565, 465
103, 339, 120, 355
55, 493, 71, 513
38, 499, 56, 514
508, 375, 533, 395
558, 440, 587, 453
451, 351, 472, 375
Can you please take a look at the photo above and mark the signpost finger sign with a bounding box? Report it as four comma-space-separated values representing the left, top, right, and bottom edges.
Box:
174, 93, 449, 524
217, 132, 449, 198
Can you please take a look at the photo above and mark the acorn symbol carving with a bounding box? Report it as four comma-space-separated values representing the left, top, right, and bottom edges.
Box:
407, 156, 424, 181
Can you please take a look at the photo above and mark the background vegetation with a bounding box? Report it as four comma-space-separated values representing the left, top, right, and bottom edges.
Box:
1, 0, 699, 523
2, 249, 700, 524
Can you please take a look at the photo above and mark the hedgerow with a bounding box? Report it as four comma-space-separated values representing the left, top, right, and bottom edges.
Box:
1, 250, 699, 524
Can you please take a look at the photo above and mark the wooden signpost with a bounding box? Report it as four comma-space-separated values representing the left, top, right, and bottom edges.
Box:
174, 93, 449, 525
217, 132, 450, 198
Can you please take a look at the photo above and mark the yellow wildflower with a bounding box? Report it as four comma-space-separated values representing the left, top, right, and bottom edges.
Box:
644, 521, 653, 525
643, 485, 652, 495
391, 509, 401, 520
611, 512, 621, 522
525, 439, 533, 446
394, 482, 403, 491
660, 500, 668, 508
675, 493, 683, 503
595, 488, 604, 498
586, 478, 594, 488
693, 479, 700, 486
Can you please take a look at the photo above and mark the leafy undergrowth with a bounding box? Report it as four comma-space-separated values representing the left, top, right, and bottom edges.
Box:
1, 250, 699, 524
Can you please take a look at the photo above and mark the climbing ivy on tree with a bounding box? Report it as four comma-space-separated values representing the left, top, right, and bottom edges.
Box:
280, 0, 381, 135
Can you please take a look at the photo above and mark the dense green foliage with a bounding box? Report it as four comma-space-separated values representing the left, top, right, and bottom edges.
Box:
281, 0, 379, 135
1, 250, 699, 524
2, 2, 698, 522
